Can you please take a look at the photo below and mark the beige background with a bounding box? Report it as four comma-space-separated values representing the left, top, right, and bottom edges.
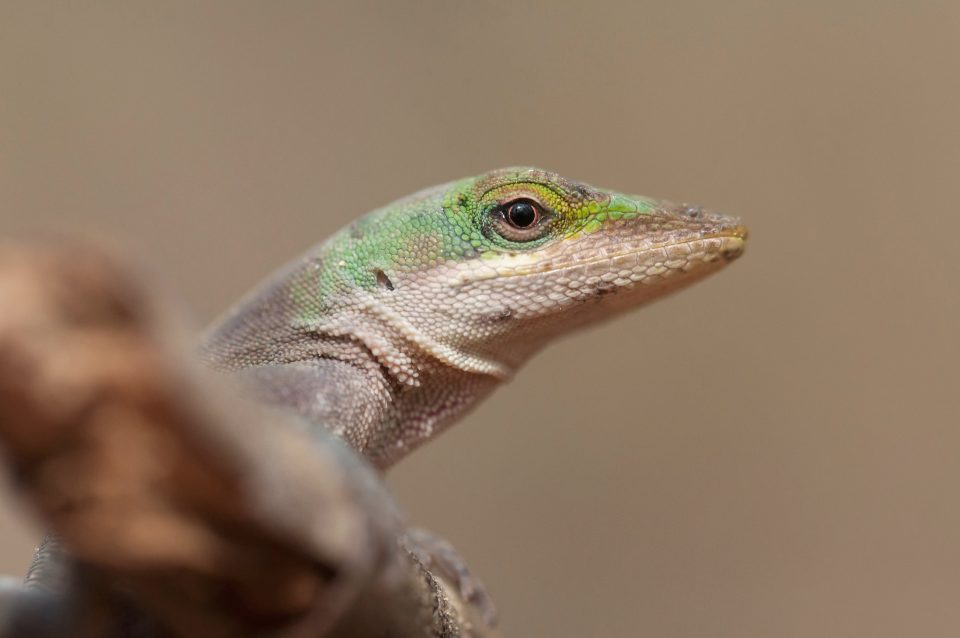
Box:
2, 2, 958, 636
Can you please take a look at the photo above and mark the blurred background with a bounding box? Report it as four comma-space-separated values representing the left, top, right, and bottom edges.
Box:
1, 2, 958, 636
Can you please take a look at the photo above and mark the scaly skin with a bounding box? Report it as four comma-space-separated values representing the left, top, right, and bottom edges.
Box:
17, 168, 747, 632
201, 167, 747, 468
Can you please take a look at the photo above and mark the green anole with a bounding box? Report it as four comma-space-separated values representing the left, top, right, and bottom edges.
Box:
201, 167, 747, 469
196, 167, 747, 626
18, 167, 747, 632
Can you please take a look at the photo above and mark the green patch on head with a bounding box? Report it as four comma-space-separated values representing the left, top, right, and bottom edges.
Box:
293, 168, 662, 307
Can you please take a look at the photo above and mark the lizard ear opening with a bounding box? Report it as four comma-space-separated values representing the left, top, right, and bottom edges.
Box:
374, 269, 395, 291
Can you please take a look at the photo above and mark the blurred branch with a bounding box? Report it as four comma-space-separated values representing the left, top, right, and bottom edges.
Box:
0, 241, 494, 637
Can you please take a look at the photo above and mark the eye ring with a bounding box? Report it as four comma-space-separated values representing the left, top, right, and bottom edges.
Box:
486, 198, 553, 244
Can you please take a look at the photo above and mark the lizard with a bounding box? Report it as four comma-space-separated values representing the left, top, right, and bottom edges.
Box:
196, 166, 748, 625
20, 166, 748, 632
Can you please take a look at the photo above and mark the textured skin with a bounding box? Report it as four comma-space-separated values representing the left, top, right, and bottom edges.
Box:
201, 167, 747, 468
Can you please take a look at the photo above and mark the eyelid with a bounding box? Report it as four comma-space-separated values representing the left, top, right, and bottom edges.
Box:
479, 180, 567, 204
495, 195, 546, 213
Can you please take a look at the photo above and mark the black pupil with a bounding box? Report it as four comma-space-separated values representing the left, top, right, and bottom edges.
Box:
507, 201, 538, 228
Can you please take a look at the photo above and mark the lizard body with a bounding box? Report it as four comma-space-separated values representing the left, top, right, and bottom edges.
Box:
13, 167, 748, 634
201, 167, 747, 468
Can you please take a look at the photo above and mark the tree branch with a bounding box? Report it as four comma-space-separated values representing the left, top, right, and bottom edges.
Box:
0, 241, 495, 637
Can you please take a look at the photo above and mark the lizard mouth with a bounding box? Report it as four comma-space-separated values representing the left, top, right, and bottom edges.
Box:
573, 230, 749, 286
453, 227, 748, 287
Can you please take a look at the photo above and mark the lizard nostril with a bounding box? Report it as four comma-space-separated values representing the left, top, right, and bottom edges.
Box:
721, 238, 746, 260
722, 247, 742, 260
682, 205, 702, 219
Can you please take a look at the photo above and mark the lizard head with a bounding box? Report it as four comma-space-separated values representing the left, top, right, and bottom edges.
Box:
322, 167, 747, 381
203, 167, 747, 465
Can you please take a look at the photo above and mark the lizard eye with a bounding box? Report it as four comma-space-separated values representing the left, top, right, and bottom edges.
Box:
506, 200, 539, 228
489, 198, 552, 243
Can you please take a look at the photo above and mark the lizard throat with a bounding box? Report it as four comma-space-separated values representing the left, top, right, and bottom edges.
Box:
309, 292, 513, 386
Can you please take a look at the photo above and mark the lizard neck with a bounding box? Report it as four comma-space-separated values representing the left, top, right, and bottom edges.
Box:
201, 302, 502, 469
304, 332, 503, 468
